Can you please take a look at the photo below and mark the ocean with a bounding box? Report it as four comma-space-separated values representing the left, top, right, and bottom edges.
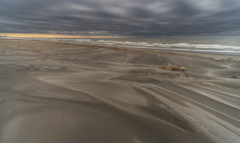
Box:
3, 37, 240, 55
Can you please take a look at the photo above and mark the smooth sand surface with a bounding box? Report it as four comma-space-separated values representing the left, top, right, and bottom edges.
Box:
0, 39, 240, 143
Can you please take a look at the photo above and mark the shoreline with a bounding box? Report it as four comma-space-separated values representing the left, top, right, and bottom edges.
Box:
2, 38, 240, 58
41, 40, 240, 61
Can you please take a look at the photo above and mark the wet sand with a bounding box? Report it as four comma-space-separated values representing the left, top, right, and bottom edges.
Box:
0, 39, 240, 143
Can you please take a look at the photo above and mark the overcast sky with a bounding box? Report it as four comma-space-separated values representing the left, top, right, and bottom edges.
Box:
0, 0, 240, 37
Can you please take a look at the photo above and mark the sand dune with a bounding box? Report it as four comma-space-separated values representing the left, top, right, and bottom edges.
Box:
0, 39, 240, 143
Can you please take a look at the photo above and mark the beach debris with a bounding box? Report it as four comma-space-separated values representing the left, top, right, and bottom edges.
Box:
154, 65, 214, 79
179, 66, 186, 71
154, 65, 186, 72
171, 66, 186, 72
153, 65, 172, 70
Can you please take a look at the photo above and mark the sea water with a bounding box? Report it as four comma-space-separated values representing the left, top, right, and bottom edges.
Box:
3, 37, 240, 55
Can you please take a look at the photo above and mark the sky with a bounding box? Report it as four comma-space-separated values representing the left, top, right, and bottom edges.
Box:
0, 0, 240, 37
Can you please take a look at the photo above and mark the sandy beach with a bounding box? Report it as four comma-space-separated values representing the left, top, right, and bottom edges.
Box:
0, 39, 240, 143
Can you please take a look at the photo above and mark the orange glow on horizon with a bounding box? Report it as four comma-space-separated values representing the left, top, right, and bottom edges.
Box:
0, 33, 123, 38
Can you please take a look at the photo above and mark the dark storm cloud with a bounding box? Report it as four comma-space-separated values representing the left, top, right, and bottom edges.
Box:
0, 0, 240, 37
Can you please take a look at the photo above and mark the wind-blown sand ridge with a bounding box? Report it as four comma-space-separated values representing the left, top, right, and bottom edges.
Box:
0, 39, 240, 143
